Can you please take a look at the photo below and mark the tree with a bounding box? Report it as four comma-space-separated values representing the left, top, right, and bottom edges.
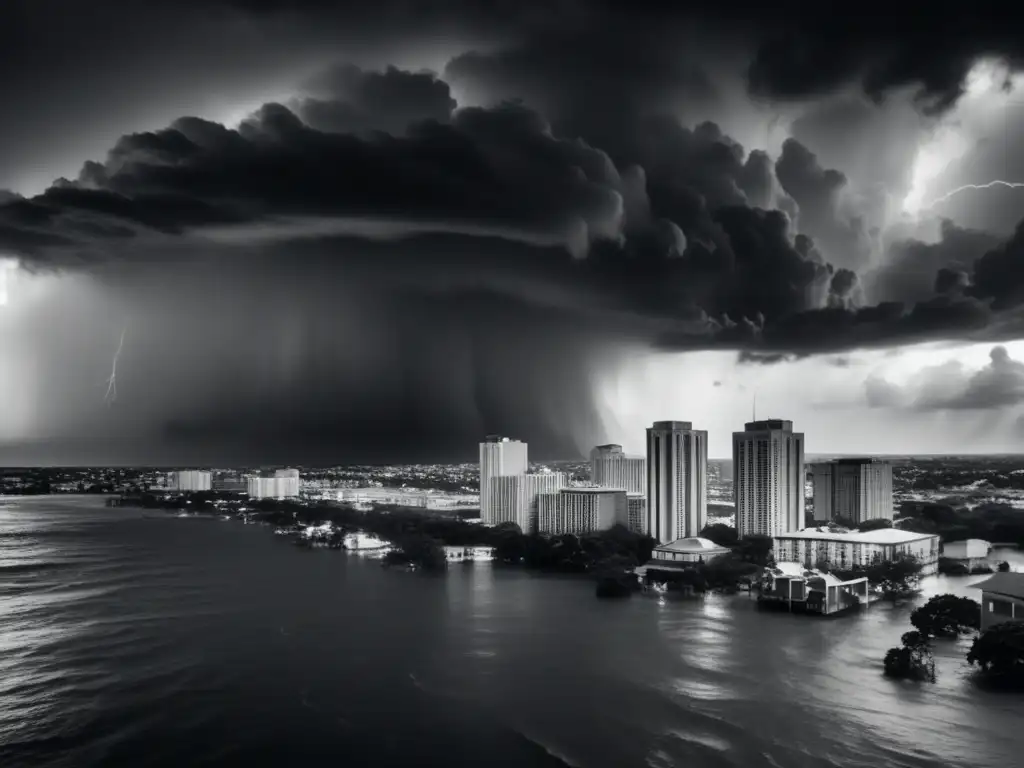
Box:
593, 554, 638, 599
700, 523, 739, 548
735, 534, 774, 567
866, 553, 922, 603
998, 561, 1011, 573
883, 630, 935, 682
857, 518, 894, 532
967, 621, 1024, 688
910, 594, 981, 637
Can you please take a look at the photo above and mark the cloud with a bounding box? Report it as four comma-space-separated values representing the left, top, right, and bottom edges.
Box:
865, 345, 1024, 411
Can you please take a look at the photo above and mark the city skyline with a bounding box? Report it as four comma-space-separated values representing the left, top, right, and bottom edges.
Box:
3, 3, 1024, 465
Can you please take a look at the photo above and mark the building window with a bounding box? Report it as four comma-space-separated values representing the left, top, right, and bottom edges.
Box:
990, 598, 1013, 617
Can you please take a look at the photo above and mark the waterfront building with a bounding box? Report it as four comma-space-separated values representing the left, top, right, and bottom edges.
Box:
626, 494, 646, 534
650, 537, 731, 565
444, 546, 495, 563
733, 419, 804, 538
247, 469, 301, 500
590, 444, 646, 495
490, 471, 568, 533
773, 528, 940, 575
943, 539, 992, 567
811, 458, 892, 523
759, 562, 871, 615
170, 470, 212, 492
971, 572, 1024, 630
538, 487, 627, 536
479, 436, 529, 525
646, 421, 708, 544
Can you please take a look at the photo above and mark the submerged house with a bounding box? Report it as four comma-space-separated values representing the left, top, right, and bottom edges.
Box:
943, 539, 991, 567
971, 572, 1024, 631
759, 562, 870, 616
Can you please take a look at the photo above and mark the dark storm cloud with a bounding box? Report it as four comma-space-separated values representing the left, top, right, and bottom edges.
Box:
5, 78, 1024, 369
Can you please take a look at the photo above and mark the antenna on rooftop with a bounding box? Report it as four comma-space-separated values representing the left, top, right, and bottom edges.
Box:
752, 392, 757, 422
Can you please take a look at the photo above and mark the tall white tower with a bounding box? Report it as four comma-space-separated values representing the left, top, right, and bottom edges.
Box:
733, 419, 805, 538
479, 436, 529, 525
646, 421, 708, 544
590, 444, 646, 495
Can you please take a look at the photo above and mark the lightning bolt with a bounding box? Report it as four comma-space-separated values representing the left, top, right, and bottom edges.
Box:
104, 327, 127, 406
921, 180, 1024, 210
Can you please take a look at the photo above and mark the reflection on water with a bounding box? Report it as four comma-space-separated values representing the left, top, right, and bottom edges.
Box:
2, 496, 1024, 768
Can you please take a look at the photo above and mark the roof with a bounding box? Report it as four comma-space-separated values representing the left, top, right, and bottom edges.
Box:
944, 538, 991, 548
970, 572, 1024, 600
775, 527, 938, 545
655, 537, 731, 553
771, 561, 868, 587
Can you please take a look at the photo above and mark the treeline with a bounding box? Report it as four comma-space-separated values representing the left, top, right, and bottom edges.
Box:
897, 501, 1024, 546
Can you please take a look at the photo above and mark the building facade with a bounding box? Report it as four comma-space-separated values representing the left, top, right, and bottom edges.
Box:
773, 528, 940, 575
971, 573, 1024, 631
247, 469, 301, 499
479, 436, 529, 525
650, 537, 731, 565
811, 458, 893, 523
733, 419, 805, 538
489, 471, 568, 533
538, 487, 627, 536
626, 494, 646, 534
590, 444, 646, 495
646, 421, 708, 544
171, 470, 212, 492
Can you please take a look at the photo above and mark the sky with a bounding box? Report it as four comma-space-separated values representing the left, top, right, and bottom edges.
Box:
2, 0, 1024, 465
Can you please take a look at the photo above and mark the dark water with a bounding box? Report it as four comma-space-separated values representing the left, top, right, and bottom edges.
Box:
2, 496, 1023, 768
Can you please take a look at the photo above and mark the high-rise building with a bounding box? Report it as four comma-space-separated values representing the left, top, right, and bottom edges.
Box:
590, 444, 646, 495
170, 470, 212, 492
811, 459, 893, 524
538, 487, 628, 536
489, 471, 568, 533
646, 421, 708, 544
479, 436, 529, 525
733, 419, 805, 538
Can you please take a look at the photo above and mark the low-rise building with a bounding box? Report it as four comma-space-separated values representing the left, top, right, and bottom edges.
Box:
650, 537, 731, 565
971, 572, 1024, 631
759, 562, 870, 615
773, 528, 940, 575
943, 539, 991, 563
444, 546, 495, 563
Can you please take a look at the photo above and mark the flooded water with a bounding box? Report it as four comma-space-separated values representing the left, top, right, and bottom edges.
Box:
2, 495, 1023, 767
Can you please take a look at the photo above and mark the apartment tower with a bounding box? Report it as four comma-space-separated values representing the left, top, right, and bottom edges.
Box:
811, 458, 893, 524
479, 436, 529, 525
646, 421, 708, 544
589, 444, 646, 495
733, 419, 805, 538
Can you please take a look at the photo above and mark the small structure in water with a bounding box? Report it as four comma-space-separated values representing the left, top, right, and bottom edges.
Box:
758, 562, 869, 616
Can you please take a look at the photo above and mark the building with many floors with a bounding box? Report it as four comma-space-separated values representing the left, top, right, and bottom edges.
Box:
811, 458, 893, 523
733, 419, 804, 538
170, 470, 212, 492
479, 436, 529, 525
646, 421, 708, 544
490, 471, 568, 533
590, 444, 646, 495
538, 487, 627, 536
773, 527, 940, 575
626, 494, 646, 535
247, 469, 301, 499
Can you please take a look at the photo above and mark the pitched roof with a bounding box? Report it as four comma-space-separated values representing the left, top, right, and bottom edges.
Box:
970, 572, 1024, 600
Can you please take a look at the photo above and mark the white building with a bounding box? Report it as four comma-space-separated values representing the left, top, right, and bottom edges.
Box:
170, 470, 212, 492
479, 436, 529, 525
811, 458, 893, 523
650, 537, 731, 565
733, 419, 804, 539
646, 421, 708, 544
943, 539, 991, 561
247, 468, 301, 499
538, 487, 627, 536
490, 471, 568, 533
773, 528, 941, 575
590, 444, 646, 495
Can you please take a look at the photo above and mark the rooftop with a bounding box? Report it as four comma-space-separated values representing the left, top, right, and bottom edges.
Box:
775, 528, 938, 544
655, 537, 731, 553
970, 572, 1024, 600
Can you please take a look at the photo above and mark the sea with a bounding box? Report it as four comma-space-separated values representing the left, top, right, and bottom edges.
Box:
2, 495, 1023, 768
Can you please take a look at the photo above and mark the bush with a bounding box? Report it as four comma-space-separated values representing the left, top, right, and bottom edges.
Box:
967, 621, 1024, 688
883, 631, 935, 682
